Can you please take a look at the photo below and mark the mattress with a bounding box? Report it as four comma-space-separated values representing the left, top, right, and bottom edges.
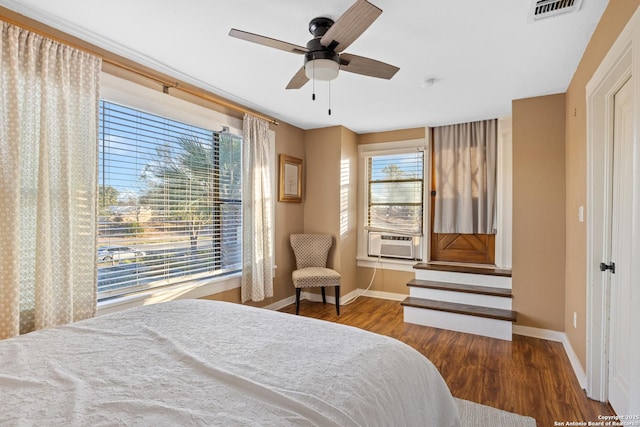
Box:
0, 299, 460, 426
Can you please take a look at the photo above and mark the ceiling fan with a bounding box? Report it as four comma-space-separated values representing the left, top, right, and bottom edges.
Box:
228, 0, 400, 90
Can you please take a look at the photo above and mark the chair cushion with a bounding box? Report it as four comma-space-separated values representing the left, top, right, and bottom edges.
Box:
292, 267, 341, 289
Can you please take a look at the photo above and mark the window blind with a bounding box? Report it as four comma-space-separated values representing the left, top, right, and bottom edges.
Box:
98, 100, 242, 299
367, 151, 424, 234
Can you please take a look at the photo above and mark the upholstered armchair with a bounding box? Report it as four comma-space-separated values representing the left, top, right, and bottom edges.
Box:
290, 234, 341, 315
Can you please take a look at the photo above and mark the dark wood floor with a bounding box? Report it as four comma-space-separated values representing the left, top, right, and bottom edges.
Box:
279, 297, 614, 427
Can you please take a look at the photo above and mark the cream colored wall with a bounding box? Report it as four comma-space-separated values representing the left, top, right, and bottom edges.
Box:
359, 127, 426, 145
303, 126, 342, 237
339, 127, 360, 296
270, 122, 307, 304
564, 0, 640, 368
512, 93, 566, 331
303, 126, 353, 297
356, 267, 415, 295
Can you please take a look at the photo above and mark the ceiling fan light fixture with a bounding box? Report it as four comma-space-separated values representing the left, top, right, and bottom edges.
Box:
305, 58, 340, 81
229, 1, 399, 90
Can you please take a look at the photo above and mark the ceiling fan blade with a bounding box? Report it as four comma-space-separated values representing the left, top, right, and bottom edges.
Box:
339, 53, 399, 79
286, 67, 310, 89
229, 29, 308, 55
320, 0, 382, 52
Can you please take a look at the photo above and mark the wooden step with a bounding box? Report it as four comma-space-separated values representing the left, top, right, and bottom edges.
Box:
407, 279, 513, 298
413, 262, 512, 277
401, 296, 517, 322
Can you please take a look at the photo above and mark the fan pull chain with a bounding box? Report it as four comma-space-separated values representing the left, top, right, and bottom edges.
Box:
328, 80, 332, 115
312, 61, 316, 101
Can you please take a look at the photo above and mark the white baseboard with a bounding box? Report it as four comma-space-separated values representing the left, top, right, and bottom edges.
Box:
263, 289, 363, 312
361, 289, 407, 301
513, 324, 565, 341
302, 288, 360, 304
262, 296, 296, 311
513, 325, 587, 389
265, 288, 406, 310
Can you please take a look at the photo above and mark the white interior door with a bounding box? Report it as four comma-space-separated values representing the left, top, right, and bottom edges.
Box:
607, 76, 633, 415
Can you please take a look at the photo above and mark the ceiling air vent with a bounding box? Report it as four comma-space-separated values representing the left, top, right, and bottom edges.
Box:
529, 0, 583, 21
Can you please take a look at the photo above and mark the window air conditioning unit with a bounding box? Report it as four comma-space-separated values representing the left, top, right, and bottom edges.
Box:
368, 232, 423, 260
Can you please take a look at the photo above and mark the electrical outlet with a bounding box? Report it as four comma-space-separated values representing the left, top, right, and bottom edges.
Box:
573, 312, 577, 328
578, 206, 584, 222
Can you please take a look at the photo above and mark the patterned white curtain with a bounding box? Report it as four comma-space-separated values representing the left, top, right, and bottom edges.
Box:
433, 119, 497, 234
0, 22, 101, 339
241, 114, 274, 302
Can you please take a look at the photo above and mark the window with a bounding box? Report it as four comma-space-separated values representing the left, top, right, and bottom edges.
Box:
98, 100, 242, 300
366, 151, 424, 234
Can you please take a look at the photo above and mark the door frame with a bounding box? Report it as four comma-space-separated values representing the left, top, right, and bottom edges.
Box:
586, 6, 640, 406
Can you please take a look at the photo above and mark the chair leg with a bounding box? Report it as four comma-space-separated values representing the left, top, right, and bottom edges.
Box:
295, 288, 301, 315
335, 285, 340, 315
321, 287, 326, 304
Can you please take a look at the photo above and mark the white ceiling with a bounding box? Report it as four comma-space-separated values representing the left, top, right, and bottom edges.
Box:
1, 0, 608, 133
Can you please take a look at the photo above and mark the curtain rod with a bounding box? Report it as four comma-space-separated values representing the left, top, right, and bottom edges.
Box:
0, 8, 279, 126
104, 57, 280, 126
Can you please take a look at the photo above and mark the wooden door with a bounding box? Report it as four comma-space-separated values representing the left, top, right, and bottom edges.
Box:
607, 77, 633, 415
429, 130, 495, 264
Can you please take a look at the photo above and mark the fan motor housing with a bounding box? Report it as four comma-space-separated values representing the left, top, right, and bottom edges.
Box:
305, 25, 339, 66
304, 47, 339, 65
308, 17, 334, 37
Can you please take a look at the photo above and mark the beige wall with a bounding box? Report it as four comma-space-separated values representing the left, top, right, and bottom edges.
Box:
302, 126, 359, 297
512, 93, 566, 331
359, 127, 426, 145
564, 0, 640, 368
355, 267, 415, 295
270, 122, 307, 303
339, 127, 360, 296
304, 126, 342, 236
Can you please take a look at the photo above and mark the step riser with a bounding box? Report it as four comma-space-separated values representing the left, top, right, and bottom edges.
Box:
415, 269, 512, 289
409, 287, 512, 310
404, 306, 513, 341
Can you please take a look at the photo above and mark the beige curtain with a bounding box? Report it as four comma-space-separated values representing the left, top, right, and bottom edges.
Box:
433, 119, 497, 234
0, 22, 101, 339
241, 114, 274, 302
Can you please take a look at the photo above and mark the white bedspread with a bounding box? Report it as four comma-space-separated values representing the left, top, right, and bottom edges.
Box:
0, 300, 460, 426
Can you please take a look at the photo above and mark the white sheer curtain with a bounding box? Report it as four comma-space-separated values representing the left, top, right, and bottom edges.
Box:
433, 119, 497, 234
0, 22, 101, 339
241, 114, 274, 302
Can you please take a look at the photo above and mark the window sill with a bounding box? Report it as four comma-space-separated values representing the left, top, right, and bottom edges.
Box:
356, 256, 420, 272
96, 272, 241, 316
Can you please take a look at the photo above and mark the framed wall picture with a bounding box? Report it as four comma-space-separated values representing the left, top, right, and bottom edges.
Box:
279, 154, 302, 203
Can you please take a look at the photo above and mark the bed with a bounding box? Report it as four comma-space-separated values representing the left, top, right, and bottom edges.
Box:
0, 299, 461, 426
